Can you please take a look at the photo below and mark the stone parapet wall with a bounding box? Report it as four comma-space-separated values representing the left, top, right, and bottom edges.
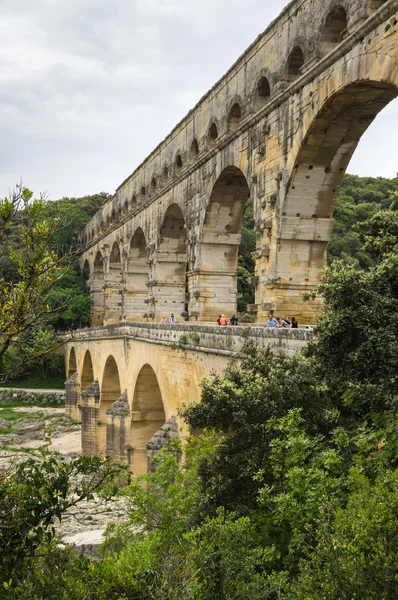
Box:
0, 388, 65, 406
72, 322, 314, 357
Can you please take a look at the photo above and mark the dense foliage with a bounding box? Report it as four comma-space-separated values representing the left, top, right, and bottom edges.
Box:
237, 173, 398, 315
45, 192, 108, 330
0, 186, 68, 383
237, 198, 256, 315
328, 174, 398, 267
3, 202, 397, 599
0, 451, 127, 588
0, 188, 106, 383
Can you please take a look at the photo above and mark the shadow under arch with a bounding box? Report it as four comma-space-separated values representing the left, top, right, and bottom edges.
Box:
286, 46, 305, 82
125, 227, 149, 322
130, 364, 166, 475
99, 356, 121, 455
228, 102, 242, 132
155, 203, 188, 320
81, 350, 94, 391
82, 259, 90, 289
320, 5, 347, 56
92, 251, 104, 326
106, 241, 122, 324
67, 347, 77, 379
278, 79, 397, 301
194, 165, 252, 321
254, 75, 271, 112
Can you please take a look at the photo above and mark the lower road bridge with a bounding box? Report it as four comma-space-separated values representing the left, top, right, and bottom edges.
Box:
65, 324, 313, 474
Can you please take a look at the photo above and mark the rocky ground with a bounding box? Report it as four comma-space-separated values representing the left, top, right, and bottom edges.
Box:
0, 406, 80, 451
0, 402, 129, 557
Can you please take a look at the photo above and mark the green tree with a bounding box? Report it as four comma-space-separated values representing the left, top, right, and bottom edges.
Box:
0, 185, 68, 383
309, 206, 398, 418
237, 199, 256, 314
328, 174, 398, 266
44, 192, 108, 252
0, 451, 127, 589
48, 266, 92, 330
4, 195, 398, 599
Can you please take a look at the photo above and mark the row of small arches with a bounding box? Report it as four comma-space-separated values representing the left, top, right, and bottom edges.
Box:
67, 348, 165, 432
81, 2, 386, 247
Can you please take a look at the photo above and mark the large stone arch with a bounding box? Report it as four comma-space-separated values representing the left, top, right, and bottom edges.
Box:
99, 356, 121, 454
92, 251, 104, 326
67, 347, 77, 379
130, 364, 166, 475
264, 68, 398, 323
65, 347, 80, 423
82, 259, 91, 298
285, 81, 397, 220
152, 203, 188, 320
193, 165, 252, 321
81, 350, 94, 391
105, 241, 123, 324
125, 227, 149, 322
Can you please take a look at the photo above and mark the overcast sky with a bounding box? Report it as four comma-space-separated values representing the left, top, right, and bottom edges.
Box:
1, 0, 397, 200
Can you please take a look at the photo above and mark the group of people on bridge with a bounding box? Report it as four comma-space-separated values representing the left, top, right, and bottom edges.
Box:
216, 312, 299, 328
266, 311, 298, 329
159, 312, 300, 328
160, 314, 177, 324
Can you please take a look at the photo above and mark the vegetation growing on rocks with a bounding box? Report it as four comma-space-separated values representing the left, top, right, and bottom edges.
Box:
1, 199, 397, 599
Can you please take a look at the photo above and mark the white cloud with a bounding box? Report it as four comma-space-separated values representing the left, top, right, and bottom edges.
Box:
0, 0, 396, 199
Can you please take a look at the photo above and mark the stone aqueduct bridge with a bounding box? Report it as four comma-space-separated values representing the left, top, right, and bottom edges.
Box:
66, 325, 313, 474
79, 0, 398, 326
67, 0, 398, 471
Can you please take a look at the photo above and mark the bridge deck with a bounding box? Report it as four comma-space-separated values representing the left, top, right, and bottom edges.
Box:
71, 322, 314, 357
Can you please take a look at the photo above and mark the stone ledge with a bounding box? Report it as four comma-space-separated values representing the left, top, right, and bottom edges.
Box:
0, 388, 65, 406
69, 322, 314, 357
73, 321, 314, 340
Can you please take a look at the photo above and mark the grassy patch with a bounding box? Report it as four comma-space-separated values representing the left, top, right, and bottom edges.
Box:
0, 400, 61, 409
0, 375, 65, 390
0, 408, 45, 422
0, 425, 13, 435
0, 444, 44, 454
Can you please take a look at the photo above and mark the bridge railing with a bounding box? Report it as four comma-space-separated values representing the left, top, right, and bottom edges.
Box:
71, 322, 314, 357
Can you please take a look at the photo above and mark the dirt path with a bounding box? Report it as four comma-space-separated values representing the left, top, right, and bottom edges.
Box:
19, 429, 82, 454
16, 406, 65, 415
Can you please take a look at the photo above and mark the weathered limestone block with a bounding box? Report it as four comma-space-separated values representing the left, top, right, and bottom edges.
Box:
80, 380, 101, 456
70, 0, 398, 467
106, 391, 131, 461
65, 371, 81, 423
79, 0, 398, 324
146, 415, 181, 472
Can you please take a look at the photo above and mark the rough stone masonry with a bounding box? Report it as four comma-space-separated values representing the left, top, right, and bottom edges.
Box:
67, 0, 398, 471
